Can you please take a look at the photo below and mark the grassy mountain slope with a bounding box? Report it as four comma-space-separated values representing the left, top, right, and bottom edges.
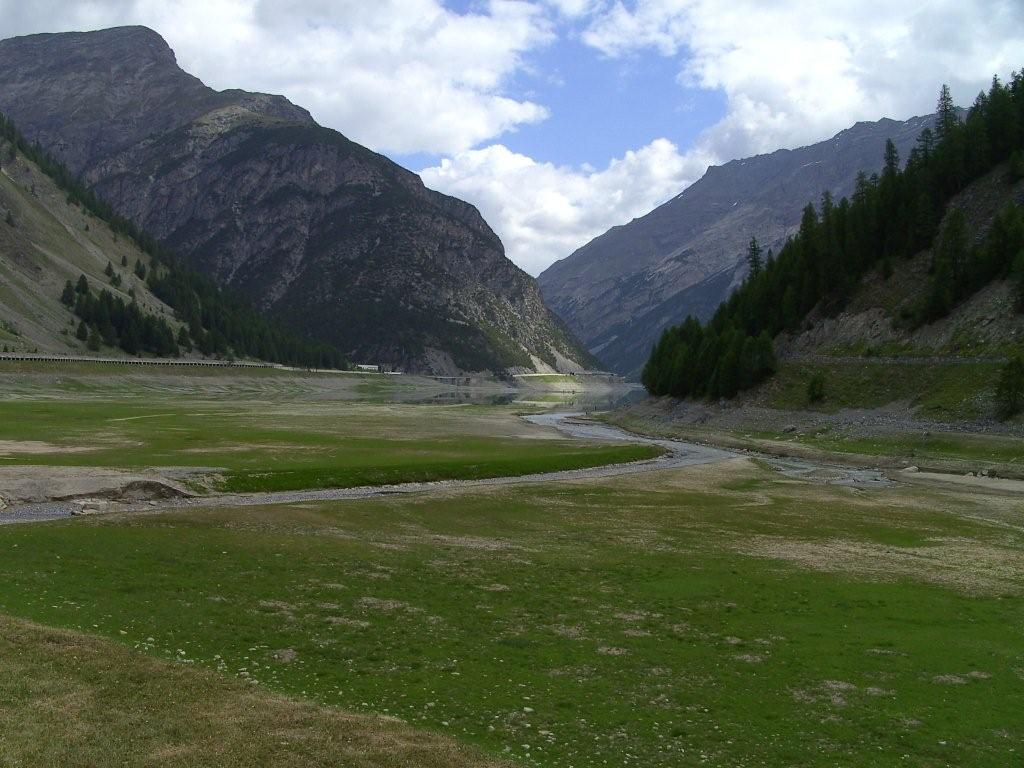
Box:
751, 163, 1024, 423
635, 164, 1024, 425
0, 126, 343, 367
0, 144, 170, 354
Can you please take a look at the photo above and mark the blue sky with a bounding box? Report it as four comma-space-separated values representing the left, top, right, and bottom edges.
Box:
497, 37, 727, 166
2, 1, 1023, 274
399, 31, 727, 172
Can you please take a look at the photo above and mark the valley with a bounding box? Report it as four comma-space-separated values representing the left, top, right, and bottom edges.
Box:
0, 12, 1022, 768
1, 365, 1022, 766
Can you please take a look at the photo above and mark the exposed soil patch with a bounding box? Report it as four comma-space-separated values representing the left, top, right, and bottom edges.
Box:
358, 597, 421, 613
0, 466, 200, 513
0, 439, 96, 454
740, 535, 1024, 595
57, 479, 193, 503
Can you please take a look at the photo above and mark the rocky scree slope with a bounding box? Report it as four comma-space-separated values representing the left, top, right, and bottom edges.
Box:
0, 26, 590, 374
539, 115, 934, 376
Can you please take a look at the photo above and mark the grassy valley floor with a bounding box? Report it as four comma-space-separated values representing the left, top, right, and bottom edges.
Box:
1, 460, 1022, 765
0, 615, 506, 768
0, 365, 1022, 766
0, 363, 655, 502
609, 353, 1024, 480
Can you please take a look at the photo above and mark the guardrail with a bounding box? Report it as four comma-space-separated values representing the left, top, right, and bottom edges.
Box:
0, 352, 280, 368
0, 352, 409, 375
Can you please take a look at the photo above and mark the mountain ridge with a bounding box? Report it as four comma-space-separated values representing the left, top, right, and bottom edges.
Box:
0, 26, 591, 374
538, 114, 935, 376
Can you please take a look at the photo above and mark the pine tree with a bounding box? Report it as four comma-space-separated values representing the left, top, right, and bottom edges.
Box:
75, 320, 88, 341
807, 372, 826, 404
134, 259, 146, 279
60, 280, 76, 307
86, 328, 102, 351
1013, 250, 1024, 312
985, 75, 1018, 161
915, 128, 935, 160
177, 326, 193, 353
936, 84, 958, 141
883, 139, 900, 179
4, 210, 13, 227
746, 236, 763, 277
1010, 150, 1024, 182
930, 209, 969, 315
104, 262, 114, 277
75, 274, 89, 294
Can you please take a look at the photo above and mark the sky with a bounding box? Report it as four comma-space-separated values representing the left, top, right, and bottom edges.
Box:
1, 1, 1022, 275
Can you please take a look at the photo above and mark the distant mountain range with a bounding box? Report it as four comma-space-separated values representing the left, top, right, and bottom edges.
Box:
538, 114, 936, 376
0, 26, 591, 375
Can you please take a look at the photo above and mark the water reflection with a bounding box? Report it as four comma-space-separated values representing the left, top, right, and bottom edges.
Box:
513, 386, 644, 411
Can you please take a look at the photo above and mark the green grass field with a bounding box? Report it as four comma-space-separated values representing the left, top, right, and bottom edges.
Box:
608, 408, 1024, 480
789, 430, 1024, 467
1, 459, 1022, 766
0, 371, 657, 493
1, 368, 1022, 766
758, 360, 1000, 421
0, 615, 502, 768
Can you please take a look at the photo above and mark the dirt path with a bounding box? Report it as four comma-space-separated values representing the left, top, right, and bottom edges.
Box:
1, 412, 900, 526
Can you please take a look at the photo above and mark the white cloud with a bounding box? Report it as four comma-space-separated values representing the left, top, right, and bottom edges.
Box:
422, 139, 710, 275
431, 0, 1024, 276
0, 0, 554, 155
582, 0, 1024, 157
542, 0, 601, 18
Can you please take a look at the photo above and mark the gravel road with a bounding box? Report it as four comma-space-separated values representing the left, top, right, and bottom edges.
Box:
0, 501, 81, 525
0, 412, 890, 525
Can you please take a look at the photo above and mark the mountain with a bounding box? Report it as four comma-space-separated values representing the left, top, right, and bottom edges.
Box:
538, 115, 935, 376
641, 72, 1024, 416
0, 26, 591, 375
0, 134, 177, 356
0, 112, 344, 366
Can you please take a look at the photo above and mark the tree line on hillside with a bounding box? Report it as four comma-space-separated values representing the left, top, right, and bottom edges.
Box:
63, 275, 179, 356
644, 72, 1024, 404
0, 111, 346, 369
